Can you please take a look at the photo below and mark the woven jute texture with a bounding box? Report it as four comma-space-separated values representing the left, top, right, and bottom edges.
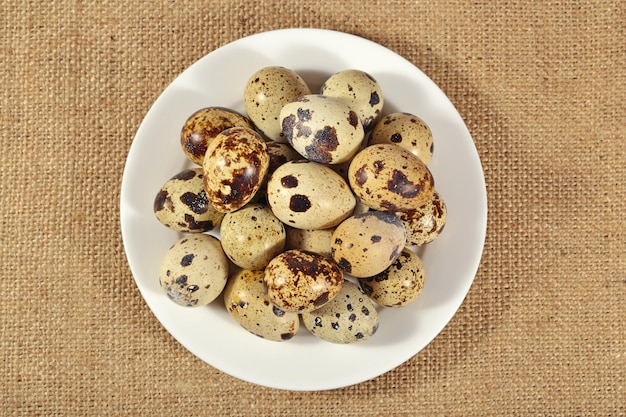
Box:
2, 1, 625, 415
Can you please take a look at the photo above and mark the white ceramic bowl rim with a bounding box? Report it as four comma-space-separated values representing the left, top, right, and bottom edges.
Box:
120, 28, 487, 391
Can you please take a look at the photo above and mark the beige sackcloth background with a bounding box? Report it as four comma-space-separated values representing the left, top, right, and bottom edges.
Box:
2, 1, 625, 415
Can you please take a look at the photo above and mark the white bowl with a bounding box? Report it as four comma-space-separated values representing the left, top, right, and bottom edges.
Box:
120, 28, 487, 391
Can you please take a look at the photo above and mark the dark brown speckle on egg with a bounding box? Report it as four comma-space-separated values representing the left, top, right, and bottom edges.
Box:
172, 169, 196, 181
280, 175, 298, 188
180, 191, 208, 214
337, 257, 352, 273
388, 169, 420, 199
154, 189, 170, 212
180, 254, 194, 266
304, 126, 339, 164
289, 194, 311, 212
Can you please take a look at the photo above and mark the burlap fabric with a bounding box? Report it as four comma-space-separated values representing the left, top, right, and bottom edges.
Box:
2, 1, 624, 415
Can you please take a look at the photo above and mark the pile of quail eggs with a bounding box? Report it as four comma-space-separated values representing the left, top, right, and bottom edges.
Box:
154, 66, 447, 344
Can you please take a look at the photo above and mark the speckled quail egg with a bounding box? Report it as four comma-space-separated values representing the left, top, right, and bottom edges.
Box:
263, 249, 344, 313
244, 66, 311, 142
223, 269, 299, 341
320, 69, 384, 131
369, 112, 434, 164
159, 234, 229, 307
285, 226, 334, 258
153, 168, 224, 233
396, 191, 447, 246
280, 94, 364, 164
219, 203, 286, 270
301, 280, 379, 344
348, 144, 435, 212
202, 126, 270, 213
266, 160, 356, 230
359, 248, 425, 307
180, 107, 255, 166
331, 211, 407, 278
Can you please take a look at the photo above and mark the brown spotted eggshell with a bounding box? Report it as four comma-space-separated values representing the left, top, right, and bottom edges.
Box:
180, 107, 254, 166
359, 248, 425, 307
159, 234, 229, 307
219, 203, 286, 270
320, 69, 384, 131
331, 211, 407, 278
301, 280, 379, 344
244, 66, 311, 142
369, 112, 434, 164
263, 249, 344, 313
203, 126, 270, 213
153, 168, 224, 233
280, 94, 364, 164
266, 160, 356, 230
348, 143, 434, 212
223, 269, 299, 342
397, 191, 447, 246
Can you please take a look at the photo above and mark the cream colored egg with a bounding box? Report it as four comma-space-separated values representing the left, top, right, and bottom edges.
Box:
320, 69, 384, 131
359, 248, 425, 307
331, 211, 406, 278
369, 112, 434, 164
348, 144, 434, 212
220, 203, 286, 270
159, 234, 229, 307
263, 249, 344, 313
202, 126, 270, 213
280, 94, 364, 164
266, 160, 356, 230
244, 66, 311, 142
153, 168, 224, 233
223, 269, 299, 341
301, 280, 379, 344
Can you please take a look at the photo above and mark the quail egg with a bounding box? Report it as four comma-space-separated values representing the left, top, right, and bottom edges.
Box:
223, 269, 299, 341
220, 203, 286, 270
266, 160, 356, 230
359, 248, 425, 307
263, 249, 344, 313
153, 168, 224, 233
369, 112, 434, 164
158, 234, 229, 307
301, 280, 379, 344
348, 143, 435, 212
280, 94, 364, 164
320, 69, 384, 130
397, 191, 447, 246
202, 126, 270, 213
331, 211, 406, 278
180, 107, 254, 165
244, 66, 311, 142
